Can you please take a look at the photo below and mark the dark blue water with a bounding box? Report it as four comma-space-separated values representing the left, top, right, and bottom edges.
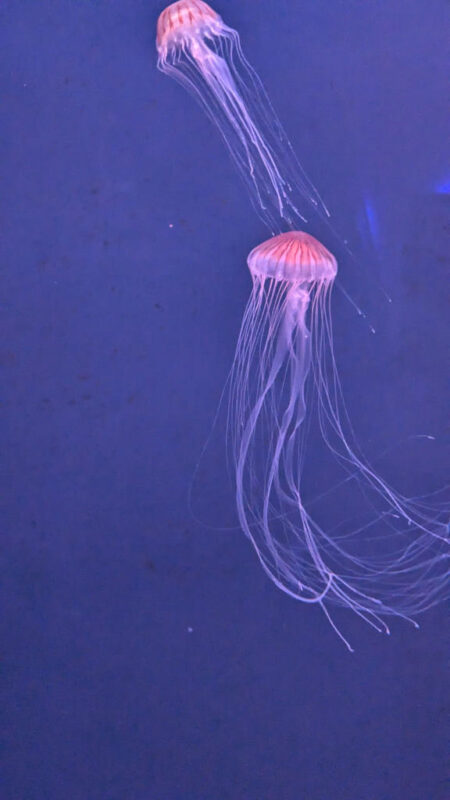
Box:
2, 2, 448, 798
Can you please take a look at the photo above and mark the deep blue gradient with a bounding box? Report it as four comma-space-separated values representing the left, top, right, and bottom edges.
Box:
2, 2, 448, 798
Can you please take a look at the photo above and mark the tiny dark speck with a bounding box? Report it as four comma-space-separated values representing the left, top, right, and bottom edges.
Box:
154, 303, 163, 311
144, 559, 156, 572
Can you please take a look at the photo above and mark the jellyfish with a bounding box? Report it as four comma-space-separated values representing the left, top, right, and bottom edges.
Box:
156, 4, 449, 645
156, 1, 328, 231
230, 231, 448, 649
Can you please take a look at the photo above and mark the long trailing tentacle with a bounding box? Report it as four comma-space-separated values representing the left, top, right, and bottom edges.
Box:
229, 275, 448, 646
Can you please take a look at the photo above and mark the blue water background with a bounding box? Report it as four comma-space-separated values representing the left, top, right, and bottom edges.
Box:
2, 2, 448, 798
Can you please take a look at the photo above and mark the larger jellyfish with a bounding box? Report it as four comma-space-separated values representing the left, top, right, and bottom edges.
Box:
156, 0, 328, 231
230, 231, 448, 649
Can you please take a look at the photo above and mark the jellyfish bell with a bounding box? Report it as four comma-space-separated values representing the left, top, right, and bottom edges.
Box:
228, 231, 448, 650
156, 2, 328, 231
156, 1, 221, 60
248, 231, 337, 283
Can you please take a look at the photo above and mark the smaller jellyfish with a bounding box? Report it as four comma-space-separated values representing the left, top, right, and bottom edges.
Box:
230, 231, 448, 648
156, 1, 328, 231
